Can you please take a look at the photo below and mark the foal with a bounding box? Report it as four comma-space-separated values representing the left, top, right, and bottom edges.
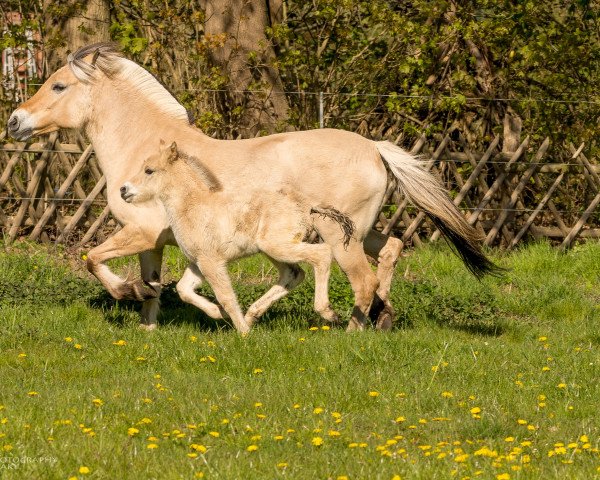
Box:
121, 141, 340, 333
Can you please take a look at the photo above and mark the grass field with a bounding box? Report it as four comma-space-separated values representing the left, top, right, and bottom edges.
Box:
0, 240, 599, 479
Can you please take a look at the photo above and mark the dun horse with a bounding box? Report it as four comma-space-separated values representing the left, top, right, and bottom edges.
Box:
7, 42, 499, 332
121, 141, 351, 333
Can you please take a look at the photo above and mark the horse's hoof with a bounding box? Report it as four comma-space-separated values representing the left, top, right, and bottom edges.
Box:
139, 323, 157, 332
375, 308, 393, 331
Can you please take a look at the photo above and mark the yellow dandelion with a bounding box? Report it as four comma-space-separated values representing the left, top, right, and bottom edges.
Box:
392, 476, 402, 480
65, 337, 73, 342
517, 419, 527, 425
441, 391, 454, 398
470, 407, 481, 415
113, 340, 127, 346
274, 435, 284, 441
18, 353, 27, 358
187, 453, 198, 458
368, 391, 380, 397
277, 462, 289, 468
496, 474, 510, 480
557, 383, 567, 389
504, 436, 514, 442
191, 444, 207, 453
309, 326, 319, 331
313, 407, 324, 414
328, 430, 341, 437
147, 443, 159, 449
246, 444, 259, 452
79, 466, 91, 474
208, 431, 220, 437
74, 344, 82, 350
92, 398, 103, 407
321, 325, 330, 331
127, 427, 139, 436
580, 435, 589, 443
27, 391, 38, 397
395, 416, 406, 423
253, 368, 263, 374
454, 454, 469, 463
311, 436, 324, 446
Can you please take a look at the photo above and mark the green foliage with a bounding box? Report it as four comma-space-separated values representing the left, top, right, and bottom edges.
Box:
1, 1, 600, 146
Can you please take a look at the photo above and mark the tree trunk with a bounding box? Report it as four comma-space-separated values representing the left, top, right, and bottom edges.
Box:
202, 0, 289, 136
43, 0, 111, 74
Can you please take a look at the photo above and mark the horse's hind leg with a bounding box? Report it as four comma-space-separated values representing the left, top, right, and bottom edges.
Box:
244, 260, 305, 326
331, 240, 379, 332
176, 264, 225, 320
364, 230, 403, 331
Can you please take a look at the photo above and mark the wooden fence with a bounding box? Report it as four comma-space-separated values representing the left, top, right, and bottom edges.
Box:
1, 129, 599, 249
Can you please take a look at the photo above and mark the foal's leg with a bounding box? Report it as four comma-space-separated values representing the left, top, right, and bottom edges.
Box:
176, 264, 226, 320
256, 242, 338, 325
196, 258, 250, 334
244, 260, 305, 326
364, 230, 403, 331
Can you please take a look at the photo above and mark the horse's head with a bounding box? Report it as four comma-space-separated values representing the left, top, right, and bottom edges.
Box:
7, 43, 120, 141
121, 140, 179, 204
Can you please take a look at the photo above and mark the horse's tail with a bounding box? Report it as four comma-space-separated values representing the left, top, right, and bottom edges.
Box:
375, 141, 502, 279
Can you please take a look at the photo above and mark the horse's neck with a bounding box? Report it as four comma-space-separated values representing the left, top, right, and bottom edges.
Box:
84, 82, 203, 188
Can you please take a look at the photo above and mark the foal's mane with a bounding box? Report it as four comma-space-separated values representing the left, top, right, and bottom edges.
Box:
67, 42, 189, 123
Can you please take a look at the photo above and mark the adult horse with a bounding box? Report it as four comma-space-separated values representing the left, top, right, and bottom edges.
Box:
7, 42, 499, 331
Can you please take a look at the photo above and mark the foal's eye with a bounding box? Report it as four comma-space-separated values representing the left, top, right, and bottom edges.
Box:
144, 168, 155, 175
51, 83, 67, 93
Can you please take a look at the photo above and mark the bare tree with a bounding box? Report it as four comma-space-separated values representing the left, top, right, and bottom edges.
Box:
201, 0, 289, 136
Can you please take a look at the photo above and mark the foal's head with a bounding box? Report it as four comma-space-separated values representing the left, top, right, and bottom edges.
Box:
120, 141, 178, 204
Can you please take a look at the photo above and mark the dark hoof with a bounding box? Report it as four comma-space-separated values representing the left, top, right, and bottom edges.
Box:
375, 307, 394, 331
368, 294, 385, 325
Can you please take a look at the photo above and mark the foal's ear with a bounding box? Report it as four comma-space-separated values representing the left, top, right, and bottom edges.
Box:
168, 141, 178, 163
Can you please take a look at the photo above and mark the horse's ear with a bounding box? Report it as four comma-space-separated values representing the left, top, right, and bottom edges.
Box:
168, 142, 178, 163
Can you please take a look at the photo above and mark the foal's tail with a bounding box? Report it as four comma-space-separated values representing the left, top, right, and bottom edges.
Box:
375, 141, 502, 279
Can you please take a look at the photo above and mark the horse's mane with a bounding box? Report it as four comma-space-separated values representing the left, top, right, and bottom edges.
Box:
67, 42, 189, 123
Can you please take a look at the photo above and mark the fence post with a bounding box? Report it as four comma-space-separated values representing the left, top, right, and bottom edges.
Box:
319, 92, 324, 128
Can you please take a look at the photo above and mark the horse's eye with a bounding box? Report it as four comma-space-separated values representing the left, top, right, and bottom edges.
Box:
144, 168, 154, 175
51, 83, 67, 93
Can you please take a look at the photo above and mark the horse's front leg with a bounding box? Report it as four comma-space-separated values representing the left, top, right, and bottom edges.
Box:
139, 248, 164, 330
86, 224, 162, 305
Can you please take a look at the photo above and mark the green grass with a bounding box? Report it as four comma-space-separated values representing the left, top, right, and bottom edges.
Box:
0, 241, 599, 479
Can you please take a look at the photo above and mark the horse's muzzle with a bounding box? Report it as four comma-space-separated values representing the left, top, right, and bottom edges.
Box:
6, 113, 32, 141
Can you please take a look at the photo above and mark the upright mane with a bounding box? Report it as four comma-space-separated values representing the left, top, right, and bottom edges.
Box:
67, 42, 189, 123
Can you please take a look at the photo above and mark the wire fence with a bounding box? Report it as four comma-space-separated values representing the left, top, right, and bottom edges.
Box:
1, 127, 599, 249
